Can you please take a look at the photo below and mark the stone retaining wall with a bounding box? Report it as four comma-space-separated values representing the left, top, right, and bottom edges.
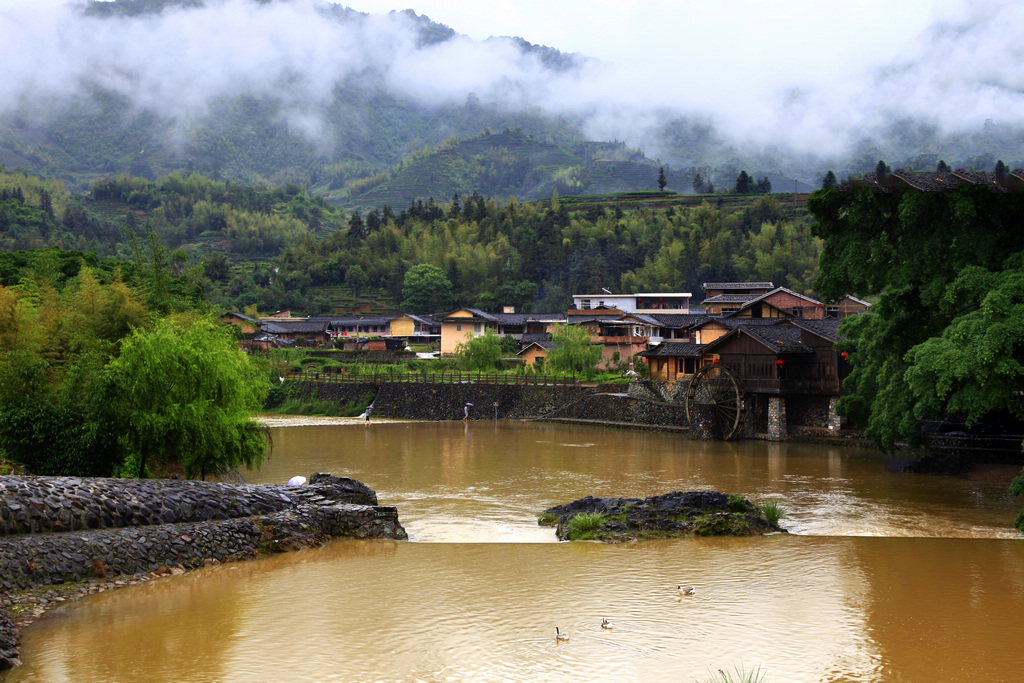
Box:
305, 380, 593, 422
0, 473, 405, 670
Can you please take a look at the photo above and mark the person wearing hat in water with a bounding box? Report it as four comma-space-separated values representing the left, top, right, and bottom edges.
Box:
464, 403, 471, 422
364, 404, 373, 424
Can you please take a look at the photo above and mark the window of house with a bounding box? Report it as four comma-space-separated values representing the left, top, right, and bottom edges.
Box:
456, 324, 462, 332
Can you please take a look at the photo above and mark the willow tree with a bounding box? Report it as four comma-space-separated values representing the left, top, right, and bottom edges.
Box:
109, 315, 270, 479
545, 323, 603, 379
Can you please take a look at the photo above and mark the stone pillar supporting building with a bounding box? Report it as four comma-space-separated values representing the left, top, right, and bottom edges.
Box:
828, 396, 841, 432
768, 396, 787, 440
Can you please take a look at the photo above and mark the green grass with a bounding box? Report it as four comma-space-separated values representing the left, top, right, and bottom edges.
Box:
566, 511, 608, 540
760, 499, 788, 527
537, 513, 558, 526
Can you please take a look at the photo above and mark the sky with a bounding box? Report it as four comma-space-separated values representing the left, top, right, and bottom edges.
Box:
1, 0, 1022, 162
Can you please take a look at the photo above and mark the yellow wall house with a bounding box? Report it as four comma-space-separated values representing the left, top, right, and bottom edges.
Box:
517, 340, 557, 369
389, 315, 416, 337
440, 308, 494, 355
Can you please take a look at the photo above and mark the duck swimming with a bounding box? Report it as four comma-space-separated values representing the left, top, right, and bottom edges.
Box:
556, 627, 569, 642
679, 585, 696, 596
601, 618, 613, 630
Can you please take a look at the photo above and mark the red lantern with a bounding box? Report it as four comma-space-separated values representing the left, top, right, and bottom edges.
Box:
776, 359, 785, 366
841, 351, 848, 359
712, 358, 720, 365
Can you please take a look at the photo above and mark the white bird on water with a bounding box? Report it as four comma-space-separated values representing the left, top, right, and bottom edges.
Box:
679, 585, 696, 596
601, 618, 613, 630
555, 627, 569, 642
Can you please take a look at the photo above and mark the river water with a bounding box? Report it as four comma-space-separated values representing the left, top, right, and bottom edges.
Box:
5, 419, 1023, 682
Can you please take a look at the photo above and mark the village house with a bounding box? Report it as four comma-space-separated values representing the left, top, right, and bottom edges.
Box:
701, 282, 774, 314
258, 318, 331, 346
220, 311, 259, 334
439, 307, 565, 355
572, 291, 693, 313
517, 338, 559, 369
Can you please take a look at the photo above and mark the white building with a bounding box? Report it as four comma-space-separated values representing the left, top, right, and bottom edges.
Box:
571, 291, 692, 314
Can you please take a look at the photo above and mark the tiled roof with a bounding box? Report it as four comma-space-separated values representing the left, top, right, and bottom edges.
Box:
734, 325, 814, 354
441, 308, 498, 322
517, 340, 559, 354
720, 317, 786, 328
649, 313, 712, 328
703, 282, 774, 290
520, 332, 552, 345
489, 312, 567, 325
223, 312, 259, 324
639, 343, 706, 358
313, 315, 397, 327
624, 313, 661, 326
849, 168, 1024, 194
786, 318, 844, 342
261, 320, 330, 334
702, 294, 762, 304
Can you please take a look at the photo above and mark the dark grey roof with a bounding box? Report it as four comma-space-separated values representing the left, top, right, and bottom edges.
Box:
568, 314, 625, 324
224, 312, 259, 324
624, 313, 661, 326
640, 343, 706, 358
721, 317, 786, 328
517, 340, 559, 355
441, 307, 498, 322
261, 320, 330, 334
650, 313, 713, 328
703, 282, 774, 290
732, 325, 814, 354
520, 332, 552, 345
315, 315, 397, 327
786, 318, 844, 342
702, 293, 762, 304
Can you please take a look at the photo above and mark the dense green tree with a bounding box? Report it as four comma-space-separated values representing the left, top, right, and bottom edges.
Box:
401, 263, 454, 313
545, 323, 603, 378
734, 171, 751, 194
657, 167, 667, 191
821, 170, 837, 188
204, 252, 230, 282
346, 264, 368, 296
108, 316, 270, 480
809, 185, 1024, 530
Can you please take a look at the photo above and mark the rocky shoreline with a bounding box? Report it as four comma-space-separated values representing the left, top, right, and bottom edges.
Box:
539, 491, 784, 542
0, 472, 406, 670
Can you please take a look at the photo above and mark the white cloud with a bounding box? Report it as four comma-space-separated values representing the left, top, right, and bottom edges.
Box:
1, 0, 1021, 163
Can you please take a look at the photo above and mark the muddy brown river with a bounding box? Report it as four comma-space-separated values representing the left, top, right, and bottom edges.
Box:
5, 420, 1023, 682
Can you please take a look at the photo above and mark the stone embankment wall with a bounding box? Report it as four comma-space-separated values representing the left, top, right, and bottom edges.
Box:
302, 379, 684, 427
0, 473, 405, 669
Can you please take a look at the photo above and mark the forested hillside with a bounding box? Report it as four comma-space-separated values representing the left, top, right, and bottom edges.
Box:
1, 167, 820, 315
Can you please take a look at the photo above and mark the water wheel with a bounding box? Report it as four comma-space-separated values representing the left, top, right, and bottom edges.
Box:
684, 363, 744, 440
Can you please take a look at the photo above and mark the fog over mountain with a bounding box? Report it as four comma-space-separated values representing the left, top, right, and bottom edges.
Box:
2, 0, 1022, 189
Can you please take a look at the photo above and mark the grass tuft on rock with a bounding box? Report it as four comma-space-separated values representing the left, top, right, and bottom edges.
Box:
760, 499, 788, 527
566, 511, 608, 540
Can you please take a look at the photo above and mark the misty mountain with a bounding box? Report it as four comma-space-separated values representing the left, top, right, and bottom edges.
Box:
1, 0, 1022, 205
